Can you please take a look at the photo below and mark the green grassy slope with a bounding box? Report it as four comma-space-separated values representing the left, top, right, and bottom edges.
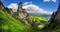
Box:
29, 13, 48, 25
0, 10, 43, 32
12, 12, 48, 25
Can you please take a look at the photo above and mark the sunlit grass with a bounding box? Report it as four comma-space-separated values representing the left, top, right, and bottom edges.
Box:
0, 10, 42, 32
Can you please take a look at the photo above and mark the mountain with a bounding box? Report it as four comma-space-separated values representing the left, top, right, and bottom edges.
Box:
42, 3, 60, 32
35, 13, 51, 18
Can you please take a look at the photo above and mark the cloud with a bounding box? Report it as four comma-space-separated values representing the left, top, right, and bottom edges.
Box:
44, 0, 56, 2
52, 0, 56, 2
44, 0, 50, 2
23, 2, 53, 15
7, 3, 18, 12
7, 2, 53, 15
23, 2, 32, 6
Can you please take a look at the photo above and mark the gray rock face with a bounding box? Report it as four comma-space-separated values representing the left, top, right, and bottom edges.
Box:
0, 0, 5, 10
43, 3, 60, 30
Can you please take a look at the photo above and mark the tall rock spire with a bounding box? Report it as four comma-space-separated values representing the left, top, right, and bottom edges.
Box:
18, 2, 22, 13
0, 0, 4, 10
17, 1, 22, 17
18, 2, 22, 9
42, 3, 60, 31
58, 3, 60, 10
57, 3, 60, 14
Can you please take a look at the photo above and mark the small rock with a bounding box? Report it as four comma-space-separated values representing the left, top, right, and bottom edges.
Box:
38, 25, 44, 29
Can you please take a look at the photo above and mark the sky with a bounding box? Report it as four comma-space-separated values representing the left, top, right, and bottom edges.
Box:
1, 0, 60, 15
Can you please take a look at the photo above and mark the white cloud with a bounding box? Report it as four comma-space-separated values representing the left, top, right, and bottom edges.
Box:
23, 2, 53, 15
23, 2, 29, 5
44, 0, 56, 2
52, 0, 56, 2
7, 2, 53, 15
44, 0, 50, 2
7, 3, 18, 12
23, 2, 32, 6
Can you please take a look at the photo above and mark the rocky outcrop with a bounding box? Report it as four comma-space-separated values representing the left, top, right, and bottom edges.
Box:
0, 0, 5, 10
0, 0, 13, 16
17, 2, 28, 19
42, 3, 60, 30
17, 2, 31, 26
31, 17, 37, 26
9, 8, 13, 16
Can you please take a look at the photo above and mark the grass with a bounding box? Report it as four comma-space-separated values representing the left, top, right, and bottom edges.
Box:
29, 13, 48, 25
0, 10, 44, 32
1, 10, 59, 32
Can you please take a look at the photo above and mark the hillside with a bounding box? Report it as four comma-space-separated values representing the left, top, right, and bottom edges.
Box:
29, 13, 48, 25
1, 10, 60, 32
0, 10, 40, 32
12, 13, 48, 26
0, 10, 48, 32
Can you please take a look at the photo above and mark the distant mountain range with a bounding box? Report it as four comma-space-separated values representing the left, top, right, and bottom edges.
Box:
35, 13, 51, 18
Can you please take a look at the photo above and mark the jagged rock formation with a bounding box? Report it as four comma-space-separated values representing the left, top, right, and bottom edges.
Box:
3, 7, 13, 16
8, 8, 13, 16
25, 16, 37, 26
17, 2, 28, 19
42, 3, 60, 30
0, 0, 5, 10
17, 2, 37, 26
31, 17, 37, 26
17, 2, 31, 25
0, 0, 13, 16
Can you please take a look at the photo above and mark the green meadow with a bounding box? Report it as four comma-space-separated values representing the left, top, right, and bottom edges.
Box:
0, 10, 60, 32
